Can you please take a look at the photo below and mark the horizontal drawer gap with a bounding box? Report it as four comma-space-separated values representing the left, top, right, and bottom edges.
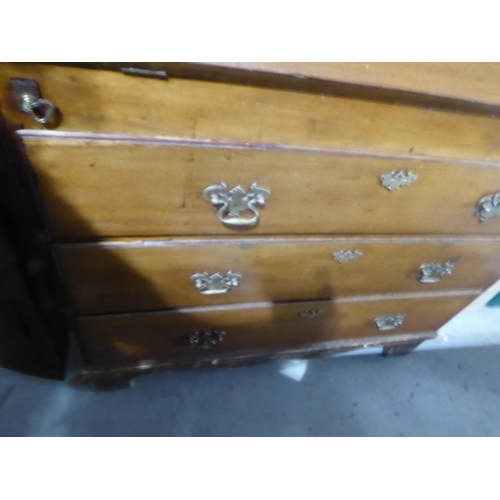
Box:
18, 130, 500, 169
78, 289, 481, 319
55, 235, 500, 250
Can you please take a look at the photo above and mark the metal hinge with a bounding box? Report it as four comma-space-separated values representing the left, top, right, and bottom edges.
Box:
120, 67, 168, 80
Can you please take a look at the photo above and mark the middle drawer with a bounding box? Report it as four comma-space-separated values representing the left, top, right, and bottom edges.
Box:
58, 236, 500, 314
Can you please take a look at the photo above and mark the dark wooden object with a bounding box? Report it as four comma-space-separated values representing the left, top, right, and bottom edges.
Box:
0, 117, 69, 379
58, 237, 497, 314
76, 292, 475, 366
56, 62, 500, 116
2, 63, 498, 389
22, 141, 500, 239
383, 340, 426, 356
74, 331, 437, 391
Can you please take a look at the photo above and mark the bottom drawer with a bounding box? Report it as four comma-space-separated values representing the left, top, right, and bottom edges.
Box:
76, 291, 478, 367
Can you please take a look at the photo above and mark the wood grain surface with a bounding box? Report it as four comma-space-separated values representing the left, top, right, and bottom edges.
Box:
5, 64, 500, 162
54, 62, 500, 113
58, 237, 500, 314
184, 63, 500, 109
2, 63, 497, 377
23, 140, 500, 239
77, 291, 478, 366
76, 331, 437, 384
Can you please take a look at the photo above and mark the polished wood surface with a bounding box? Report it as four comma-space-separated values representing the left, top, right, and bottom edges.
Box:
24, 140, 500, 239
57, 62, 500, 114
1, 63, 493, 380
187, 63, 500, 109
75, 331, 438, 388
5, 64, 500, 162
77, 291, 477, 366
59, 237, 500, 314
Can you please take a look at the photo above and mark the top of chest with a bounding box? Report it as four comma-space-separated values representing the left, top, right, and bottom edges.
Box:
3, 62, 500, 164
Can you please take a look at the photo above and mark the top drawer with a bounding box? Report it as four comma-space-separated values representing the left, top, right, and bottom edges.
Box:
4, 63, 500, 162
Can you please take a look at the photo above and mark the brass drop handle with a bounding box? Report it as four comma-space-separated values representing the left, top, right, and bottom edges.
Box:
190, 271, 242, 295
186, 330, 226, 349
418, 261, 454, 283
10, 78, 59, 126
332, 250, 363, 263
203, 182, 271, 227
379, 170, 417, 191
374, 314, 405, 331
476, 192, 500, 222
298, 309, 321, 319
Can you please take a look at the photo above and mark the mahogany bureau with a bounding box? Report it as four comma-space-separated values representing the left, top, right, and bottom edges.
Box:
1, 62, 500, 389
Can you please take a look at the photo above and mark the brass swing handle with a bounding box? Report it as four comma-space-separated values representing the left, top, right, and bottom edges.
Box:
190, 271, 242, 295
418, 261, 454, 283
185, 330, 226, 349
374, 314, 405, 331
203, 182, 271, 227
476, 192, 500, 222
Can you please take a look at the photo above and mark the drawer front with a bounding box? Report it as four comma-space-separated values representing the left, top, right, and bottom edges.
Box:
60, 237, 499, 314
77, 292, 477, 366
25, 141, 500, 239
4, 63, 500, 162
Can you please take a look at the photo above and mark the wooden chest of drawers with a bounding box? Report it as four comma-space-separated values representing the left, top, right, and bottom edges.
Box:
1, 62, 500, 388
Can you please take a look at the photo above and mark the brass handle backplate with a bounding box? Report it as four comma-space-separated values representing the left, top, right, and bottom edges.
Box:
203, 182, 270, 227
418, 261, 454, 283
374, 314, 405, 331
190, 271, 242, 295
332, 249, 363, 263
186, 330, 226, 349
476, 192, 500, 222
379, 170, 417, 191
298, 309, 321, 320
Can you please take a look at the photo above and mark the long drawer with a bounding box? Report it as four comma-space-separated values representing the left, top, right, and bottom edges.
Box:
5, 64, 500, 163
59, 237, 499, 314
25, 141, 500, 239
76, 292, 477, 366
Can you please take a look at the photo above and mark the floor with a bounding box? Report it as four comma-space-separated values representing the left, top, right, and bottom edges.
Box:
1, 304, 500, 436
